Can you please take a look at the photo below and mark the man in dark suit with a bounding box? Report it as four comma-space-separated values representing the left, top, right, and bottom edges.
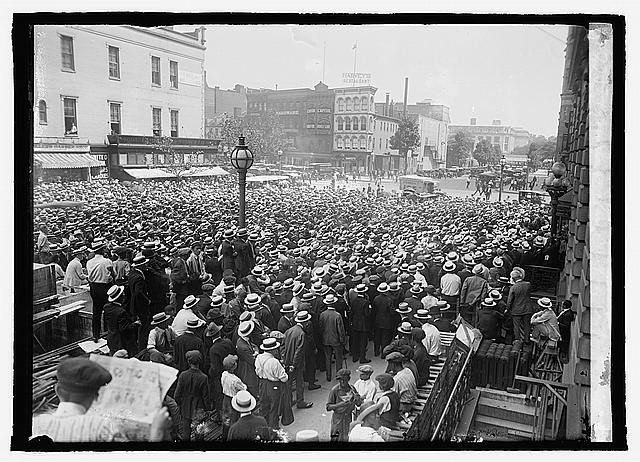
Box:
277, 303, 295, 333
174, 319, 206, 372
227, 391, 269, 441
194, 284, 215, 320
372, 283, 394, 357
319, 294, 346, 381
103, 285, 140, 357
233, 228, 252, 279
170, 248, 190, 312
236, 320, 260, 399
349, 283, 371, 364
219, 230, 236, 275
204, 246, 223, 287
506, 269, 533, 343
283, 311, 313, 408
129, 256, 151, 351
207, 322, 237, 414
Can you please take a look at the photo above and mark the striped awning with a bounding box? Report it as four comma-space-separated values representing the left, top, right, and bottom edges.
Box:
123, 168, 176, 179
34, 153, 104, 169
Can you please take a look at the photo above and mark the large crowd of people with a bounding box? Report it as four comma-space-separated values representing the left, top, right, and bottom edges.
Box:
31, 175, 571, 443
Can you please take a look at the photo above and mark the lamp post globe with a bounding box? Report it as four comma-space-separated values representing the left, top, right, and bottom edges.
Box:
229, 136, 254, 228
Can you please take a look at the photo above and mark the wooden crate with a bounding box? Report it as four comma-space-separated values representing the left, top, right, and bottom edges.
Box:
33, 264, 57, 313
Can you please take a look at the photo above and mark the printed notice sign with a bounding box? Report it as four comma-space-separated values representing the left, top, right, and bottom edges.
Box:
87, 355, 178, 440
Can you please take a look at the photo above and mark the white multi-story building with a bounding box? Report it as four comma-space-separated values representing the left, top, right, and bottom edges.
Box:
34, 25, 215, 180
371, 114, 400, 173
332, 86, 377, 173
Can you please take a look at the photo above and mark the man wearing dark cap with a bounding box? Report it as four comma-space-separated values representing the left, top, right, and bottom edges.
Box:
32, 357, 171, 442
174, 350, 210, 441
194, 283, 215, 319
186, 242, 204, 295
233, 228, 252, 279
170, 248, 191, 311
207, 322, 237, 414
174, 319, 206, 372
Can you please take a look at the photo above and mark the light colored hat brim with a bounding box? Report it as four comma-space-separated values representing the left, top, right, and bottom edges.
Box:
232, 394, 257, 413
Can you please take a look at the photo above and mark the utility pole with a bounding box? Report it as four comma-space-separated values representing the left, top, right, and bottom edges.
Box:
403, 77, 408, 117
322, 41, 326, 82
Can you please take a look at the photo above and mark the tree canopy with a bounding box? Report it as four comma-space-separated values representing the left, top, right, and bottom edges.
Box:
221, 111, 286, 163
389, 117, 421, 156
446, 131, 474, 167
472, 139, 501, 166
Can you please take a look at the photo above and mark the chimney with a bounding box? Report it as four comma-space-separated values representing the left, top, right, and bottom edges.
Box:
470, 118, 477, 126
403, 77, 409, 117
385, 93, 390, 116
492, 119, 501, 126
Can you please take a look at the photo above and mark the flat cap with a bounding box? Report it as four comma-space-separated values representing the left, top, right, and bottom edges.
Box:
385, 351, 405, 362
56, 357, 112, 393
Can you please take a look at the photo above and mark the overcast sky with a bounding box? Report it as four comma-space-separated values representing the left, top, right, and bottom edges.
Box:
199, 24, 569, 137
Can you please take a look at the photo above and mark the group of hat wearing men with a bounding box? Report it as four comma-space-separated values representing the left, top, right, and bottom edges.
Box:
31, 177, 568, 443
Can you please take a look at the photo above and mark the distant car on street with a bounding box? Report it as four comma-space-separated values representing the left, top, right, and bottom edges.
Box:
399, 175, 440, 194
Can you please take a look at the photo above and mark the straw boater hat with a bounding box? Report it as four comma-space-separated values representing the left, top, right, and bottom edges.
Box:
280, 303, 295, 314
443, 261, 456, 272
293, 282, 305, 297
107, 285, 125, 303
183, 295, 199, 310
537, 297, 553, 309
245, 293, 261, 309
397, 321, 413, 335
150, 312, 171, 326
489, 289, 502, 301
323, 294, 338, 305
186, 318, 205, 330
472, 264, 484, 275
414, 309, 430, 321
396, 302, 411, 315
251, 266, 264, 277
210, 295, 224, 308
355, 283, 368, 293
132, 256, 148, 267
377, 282, 390, 293
260, 337, 280, 351
481, 298, 497, 308
232, 390, 257, 413
238, 320, 255, 338
492, 257, 504, 268
295, 310, 312, 324
410, 285, 422, 295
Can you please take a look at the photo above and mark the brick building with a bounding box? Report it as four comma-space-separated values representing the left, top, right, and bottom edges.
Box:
245, 82, 334, 166
33, 25, 219, 181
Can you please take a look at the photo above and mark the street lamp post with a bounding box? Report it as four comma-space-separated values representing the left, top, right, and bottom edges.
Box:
498, 155, 507, 202
229, 136, 254, 228
277, 149, 283, 174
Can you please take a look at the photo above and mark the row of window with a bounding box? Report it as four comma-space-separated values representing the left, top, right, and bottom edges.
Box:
336, 96, 373, 112
119, 152, 215, 166
60, 35, 179, 89
336, 116, 372, 131
375, 120, 397, 132
377, 137, 390, 150
247, 101, 332, 113
335, 135, 370, 150
476, 135, 509, 151
37, 97, 180, 137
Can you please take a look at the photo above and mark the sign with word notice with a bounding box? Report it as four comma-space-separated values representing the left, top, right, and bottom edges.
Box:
342, 72, 372, 86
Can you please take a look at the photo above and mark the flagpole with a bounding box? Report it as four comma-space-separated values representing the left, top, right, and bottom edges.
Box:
352, 41, 358, 87
322, 41, 326, 82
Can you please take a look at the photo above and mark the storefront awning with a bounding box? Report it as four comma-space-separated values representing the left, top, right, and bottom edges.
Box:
34, 153, 104, 169
179, 166, 229, 177
123, 168, 176, 179
246, 175, 290, 183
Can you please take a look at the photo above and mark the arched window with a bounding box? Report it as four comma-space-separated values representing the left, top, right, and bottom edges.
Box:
336, 136, 343, 149
338, 98, 345, 112
353, 97, 360, 111
38, 100, 47, 124
361, 96, 368, 111
344, 137, 351, 149
352, 117, 359, 131
352, 136, 358, 150
345, 117, 351, 130
360, 116, 367, 131
345, 97, 353, 111
359, 136, 366, 150
337, 116, 344, 131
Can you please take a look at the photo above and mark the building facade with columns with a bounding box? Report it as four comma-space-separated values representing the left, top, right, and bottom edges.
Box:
333, 86, 377, 173
33, 25, 218, 180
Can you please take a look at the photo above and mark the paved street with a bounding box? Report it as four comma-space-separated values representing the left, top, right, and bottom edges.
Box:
281, 340, 387, 441
310, 175, 530, 202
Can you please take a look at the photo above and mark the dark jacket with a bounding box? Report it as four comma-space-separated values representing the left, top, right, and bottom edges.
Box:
220, 240, 236, 274
477, 308, 503, 340
233, 238, 252, 279
507, 281, 533, 316
208, 337, 237, 383
170, 257, 190, 295
204, 256, 223, 287
412, 343, 431, 387
174, 331, 205, 372
319, 308, 345, 347
194, 294, 213, 319
283, 323, 305, 366
349, 295, 370, 332
174, 367, 210, 419
227, 414, 269, 441
102, 301, 137, 355
372, 293, 394, 328
236, 336, 259, 390
128, 268, 150, 317
277, 315, 295, 334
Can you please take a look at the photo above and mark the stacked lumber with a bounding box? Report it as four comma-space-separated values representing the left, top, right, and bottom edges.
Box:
387, 331, 456, 441
32, 337, 93, 414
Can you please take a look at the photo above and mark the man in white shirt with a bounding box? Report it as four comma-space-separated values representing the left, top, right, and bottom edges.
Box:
353, 364, 377, 403
420, 285, 438, 310
171, 295, 204, 337
64, 247, 88, 292
439, 261, 461, 312
254, 337, 288, 428
414, 309, 442, 358
86, 241, 115, 341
